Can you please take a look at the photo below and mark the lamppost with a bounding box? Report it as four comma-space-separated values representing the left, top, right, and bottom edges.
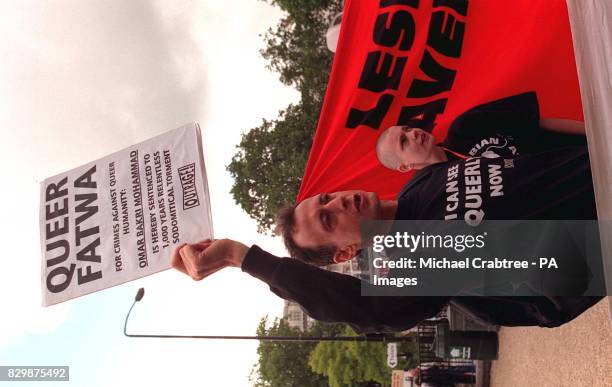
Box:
124, 288, 416, 343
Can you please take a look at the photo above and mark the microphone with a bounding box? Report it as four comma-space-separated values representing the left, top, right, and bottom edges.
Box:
123, 288, 416, 342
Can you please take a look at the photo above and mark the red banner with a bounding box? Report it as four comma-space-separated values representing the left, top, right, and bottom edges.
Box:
297, 0, 582, 201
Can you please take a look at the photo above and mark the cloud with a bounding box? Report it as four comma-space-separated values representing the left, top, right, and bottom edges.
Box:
0, 0, 207, 160
0, 0, 208, 346
0, 3, 296, 385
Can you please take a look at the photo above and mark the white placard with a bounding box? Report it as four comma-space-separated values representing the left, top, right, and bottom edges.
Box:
39, 122, 213, 306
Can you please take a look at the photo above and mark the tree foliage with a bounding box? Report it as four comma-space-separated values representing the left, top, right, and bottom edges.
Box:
250, 316, 345, 387
251, 317, 418, 387
228, 0, 343, 232
261, 0, 342, 105
227, 103, 318, 232
309, 326, 419, 387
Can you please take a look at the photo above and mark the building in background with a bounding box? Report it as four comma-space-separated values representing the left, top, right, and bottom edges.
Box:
325, 258, 360, 276
283, 300, 313, 331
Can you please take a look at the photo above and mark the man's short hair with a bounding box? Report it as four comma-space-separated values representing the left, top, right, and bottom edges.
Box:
275, 204, 337, 266
376, 128, 400, 170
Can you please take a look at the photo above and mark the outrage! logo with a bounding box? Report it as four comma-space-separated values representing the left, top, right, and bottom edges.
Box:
178, 163, 200, 210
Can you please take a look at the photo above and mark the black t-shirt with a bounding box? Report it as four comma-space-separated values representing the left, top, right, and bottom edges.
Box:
443, 92, 586, 158
389, 146, 599, 308
241, 147, 601, 333
397, 146, 596, 222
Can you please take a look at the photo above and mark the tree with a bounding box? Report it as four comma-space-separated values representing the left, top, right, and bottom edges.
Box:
227, 102, 318, 232
308, 326, 419, 387
228, 0, 343, 233
250, 316, 345, 387
261, 0, 342, 106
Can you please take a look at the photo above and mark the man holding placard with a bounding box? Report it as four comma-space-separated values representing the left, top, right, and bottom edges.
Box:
172, 145, 603, 333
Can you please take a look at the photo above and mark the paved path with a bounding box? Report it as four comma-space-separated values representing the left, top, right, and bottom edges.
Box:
490, 298, 611, 387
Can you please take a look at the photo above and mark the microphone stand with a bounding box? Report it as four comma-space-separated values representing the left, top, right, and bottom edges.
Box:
124, 288, 416, 343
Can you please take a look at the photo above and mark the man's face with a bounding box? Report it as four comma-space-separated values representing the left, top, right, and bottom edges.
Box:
379, 126, 436, 170
292, 190, 382, 253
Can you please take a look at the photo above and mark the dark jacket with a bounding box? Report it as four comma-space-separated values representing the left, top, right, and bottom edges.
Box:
241, 146, 602, 333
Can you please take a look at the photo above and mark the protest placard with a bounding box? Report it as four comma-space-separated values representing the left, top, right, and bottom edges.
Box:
40, 122, 213, 306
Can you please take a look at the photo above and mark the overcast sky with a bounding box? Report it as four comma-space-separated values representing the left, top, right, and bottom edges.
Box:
0, 1, 303, 385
